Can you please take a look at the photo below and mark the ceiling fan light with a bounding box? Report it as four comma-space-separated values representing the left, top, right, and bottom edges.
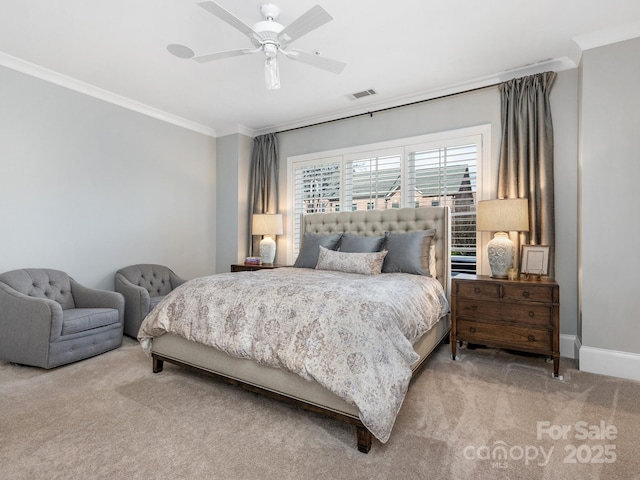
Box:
263, 42, 278, 58
265, 56, 280, 90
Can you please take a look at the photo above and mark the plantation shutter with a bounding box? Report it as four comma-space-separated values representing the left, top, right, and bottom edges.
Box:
293, 160, 341, 258
345, 153, 403, 211
288, 130, 483, 272
409, 143, 478, 268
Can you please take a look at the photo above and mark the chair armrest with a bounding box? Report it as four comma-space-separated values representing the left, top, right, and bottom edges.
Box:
70, 279, 124, 320
0, 282, 64, 366
114, 272, 151, 326
169, 271, 188, 289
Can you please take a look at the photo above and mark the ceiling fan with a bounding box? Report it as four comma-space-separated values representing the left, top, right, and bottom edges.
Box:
168, 1, 346, 90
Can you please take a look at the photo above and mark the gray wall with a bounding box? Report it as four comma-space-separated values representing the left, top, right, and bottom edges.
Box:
276, 73, 580, 339
580, 37, 640, 354
215, 133, 252, 273
553, 69, 580, 339
0, 66, 217, 290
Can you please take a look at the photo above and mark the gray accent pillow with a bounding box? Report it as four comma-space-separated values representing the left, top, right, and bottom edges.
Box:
293, 233, 343, 268
382, 229, 436, 276
339, 234, 385, 253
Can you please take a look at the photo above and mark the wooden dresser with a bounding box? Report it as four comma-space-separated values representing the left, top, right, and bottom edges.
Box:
451, 273, 560, 377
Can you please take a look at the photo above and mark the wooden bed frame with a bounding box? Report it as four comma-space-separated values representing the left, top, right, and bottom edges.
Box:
150, 206, 451, 453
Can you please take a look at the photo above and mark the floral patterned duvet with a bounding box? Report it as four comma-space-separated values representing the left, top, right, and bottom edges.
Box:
138, 267, 449, 442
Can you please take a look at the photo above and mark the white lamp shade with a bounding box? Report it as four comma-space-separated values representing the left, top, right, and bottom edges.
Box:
252, 214, 283, 236
477, 198, 529, 232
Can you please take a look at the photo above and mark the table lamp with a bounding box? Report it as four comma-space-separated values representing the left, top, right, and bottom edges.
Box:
476, 199, 529, 278
252, 213, 283, 264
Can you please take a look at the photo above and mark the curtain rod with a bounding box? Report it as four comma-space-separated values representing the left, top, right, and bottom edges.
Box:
276, 82, 500, 135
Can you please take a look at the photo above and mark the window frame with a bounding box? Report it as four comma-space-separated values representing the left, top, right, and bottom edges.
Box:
285, 125, 492, 270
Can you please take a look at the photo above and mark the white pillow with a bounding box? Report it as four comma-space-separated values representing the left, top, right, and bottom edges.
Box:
429, 244, 437, 278
315, 246, 387, 275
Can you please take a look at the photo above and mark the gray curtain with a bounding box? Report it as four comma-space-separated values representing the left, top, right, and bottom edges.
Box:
248, 133, 279, 256
497, 71, 556, 275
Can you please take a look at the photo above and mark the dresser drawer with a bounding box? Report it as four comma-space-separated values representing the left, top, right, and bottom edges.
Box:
457, 319, 552, 354
455, 298, 553, 327
502, 283, 555, 303
455, 281, 501, 299
450, 275, 560, 376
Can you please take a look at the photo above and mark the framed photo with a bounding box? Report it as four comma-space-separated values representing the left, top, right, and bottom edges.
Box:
520, 245, 550, 276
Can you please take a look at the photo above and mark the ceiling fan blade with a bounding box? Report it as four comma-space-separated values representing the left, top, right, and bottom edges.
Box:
197, 1, 259, 39
278, 5, 332, 46
167, 44, 195, 59
193, 48, 255, 63
285, 49, 346, 74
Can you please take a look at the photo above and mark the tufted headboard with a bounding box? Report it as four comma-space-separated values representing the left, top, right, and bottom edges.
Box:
301, 206, 451, 296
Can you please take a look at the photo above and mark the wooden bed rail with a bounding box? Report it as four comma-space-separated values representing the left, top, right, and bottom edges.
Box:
152, 353, 373, 453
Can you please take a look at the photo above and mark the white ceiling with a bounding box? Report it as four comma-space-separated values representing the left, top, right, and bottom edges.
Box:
1, 0, 639, 137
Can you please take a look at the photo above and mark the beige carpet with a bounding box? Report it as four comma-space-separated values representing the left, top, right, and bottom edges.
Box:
1, 337, 639, 480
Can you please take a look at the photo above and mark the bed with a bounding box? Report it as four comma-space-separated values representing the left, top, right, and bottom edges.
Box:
138, 206, 451, 453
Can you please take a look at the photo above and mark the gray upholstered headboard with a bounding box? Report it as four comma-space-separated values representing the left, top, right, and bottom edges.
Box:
301, 206, 451, 296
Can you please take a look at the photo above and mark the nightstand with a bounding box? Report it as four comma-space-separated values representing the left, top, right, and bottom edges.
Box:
451, 274, 561, 378
230, 264, 288, 272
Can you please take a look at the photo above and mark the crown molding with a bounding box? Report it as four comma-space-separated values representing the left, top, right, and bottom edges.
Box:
0, 52, 216, 138
215, 124, 255, 138
572, 20, 640, 52
254, 56, 577, 136
8, 23, 637, 142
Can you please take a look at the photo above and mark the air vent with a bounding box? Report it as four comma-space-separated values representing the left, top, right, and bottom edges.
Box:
350, 89, 377, 100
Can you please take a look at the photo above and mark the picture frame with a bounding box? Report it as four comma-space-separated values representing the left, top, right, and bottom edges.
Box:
520, 245, 551, 276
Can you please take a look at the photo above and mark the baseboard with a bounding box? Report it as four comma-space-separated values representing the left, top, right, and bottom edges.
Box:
579, 345, 640, 382
559, 334, 577, 359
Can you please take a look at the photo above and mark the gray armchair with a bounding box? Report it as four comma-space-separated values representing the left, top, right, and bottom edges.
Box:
0, 268, 124, 369
115, 264, 187, 338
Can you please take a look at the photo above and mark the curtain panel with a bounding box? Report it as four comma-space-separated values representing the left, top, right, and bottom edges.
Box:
248, 133, 279, 256
498, 71, 556, 276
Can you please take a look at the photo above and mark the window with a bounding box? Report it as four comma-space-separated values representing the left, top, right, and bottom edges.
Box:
287, 126, 489, 273
345, 149, 403, 211
408, 141, 479, 274
292, 158, 341, 251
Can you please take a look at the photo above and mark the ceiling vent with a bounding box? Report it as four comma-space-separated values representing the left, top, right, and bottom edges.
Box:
350, 89, 377, 100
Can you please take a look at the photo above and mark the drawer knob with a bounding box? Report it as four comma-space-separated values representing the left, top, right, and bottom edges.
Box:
522, 291, 530, 298
527, 334, 535, 342
474, 287, 481, 294
529, 311, 535, 317
471, 305, 478, 311
469, 327, 476, 333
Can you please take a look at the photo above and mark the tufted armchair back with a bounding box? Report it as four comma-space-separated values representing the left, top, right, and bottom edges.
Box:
115, 264, 187, 338
116, 264, 176, 297
0, 268, 76, 309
